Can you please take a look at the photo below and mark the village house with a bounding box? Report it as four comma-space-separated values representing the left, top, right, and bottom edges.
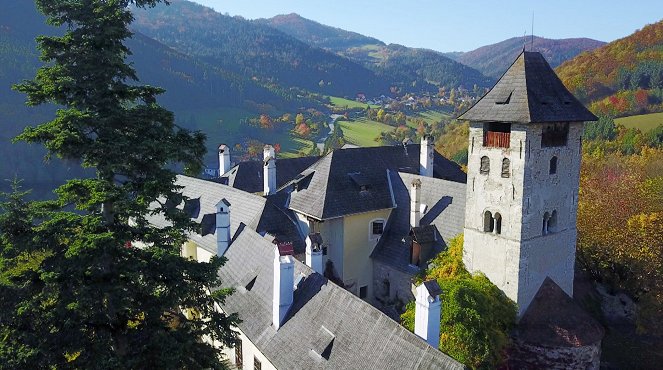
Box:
149, 51, 604, 369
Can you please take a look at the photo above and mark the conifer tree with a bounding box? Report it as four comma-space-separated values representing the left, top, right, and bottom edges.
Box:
2, 1, 237, 368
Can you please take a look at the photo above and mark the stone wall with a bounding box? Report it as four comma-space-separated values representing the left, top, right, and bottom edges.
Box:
372, 260, 415, 314
509, 339, 601, 370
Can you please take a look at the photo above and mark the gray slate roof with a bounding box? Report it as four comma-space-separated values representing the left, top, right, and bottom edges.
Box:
222, 156, 320, 194
372, 172, 467, 274
150, 175, 304, 254
458, 51, 597, 123
288, 145, 466, 220
218, 227, 466, 370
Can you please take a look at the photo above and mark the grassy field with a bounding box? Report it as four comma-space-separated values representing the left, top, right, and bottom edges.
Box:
280, 138, 316, 158
328, 96, 377, 109
615, 112, 663, 133
409, 109, 452, 128
337, 118, 394, 147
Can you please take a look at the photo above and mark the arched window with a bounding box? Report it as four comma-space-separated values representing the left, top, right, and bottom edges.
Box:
480, 156, 490, 175
542, 212, 550, 235
483, 211, 494, 232
549, 156, 558, 175
494, 213, 502, 234
548, 210, 558, 232
501, 158, 510, 178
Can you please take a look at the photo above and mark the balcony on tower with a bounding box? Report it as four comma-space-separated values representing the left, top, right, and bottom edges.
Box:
483, 122, 511, 148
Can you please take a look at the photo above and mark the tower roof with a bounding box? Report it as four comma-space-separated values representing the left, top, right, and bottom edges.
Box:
458, 51, 597, 124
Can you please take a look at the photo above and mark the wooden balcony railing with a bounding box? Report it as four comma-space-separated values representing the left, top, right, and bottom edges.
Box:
483, 131, 511, 148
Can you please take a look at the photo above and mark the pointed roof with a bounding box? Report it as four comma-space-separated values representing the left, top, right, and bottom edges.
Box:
459, 51, 597, 124
517, 277, 604, 347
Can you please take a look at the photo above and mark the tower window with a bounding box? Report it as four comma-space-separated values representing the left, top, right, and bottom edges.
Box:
480, 156, 490, 175
483, 211, 494, 232
542, 212, 550, 235
549, 156, 558, 174
501, 158, 510, 178
494, 213, 502, 234
541, 123, 569, 147
483, 122, 511, 148
549, 210, 558, 233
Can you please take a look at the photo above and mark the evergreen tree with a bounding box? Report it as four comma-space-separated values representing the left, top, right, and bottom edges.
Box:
2, 1, 237, 368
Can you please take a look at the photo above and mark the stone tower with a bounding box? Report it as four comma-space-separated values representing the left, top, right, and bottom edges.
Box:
459, 51, 596, 315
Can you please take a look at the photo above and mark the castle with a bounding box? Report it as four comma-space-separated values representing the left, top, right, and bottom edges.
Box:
149, 51, 604, 369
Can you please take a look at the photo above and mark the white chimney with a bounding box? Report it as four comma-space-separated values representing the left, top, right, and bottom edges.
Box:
415, 280, 442, 348
264, 145, 276, 196
410, 178, 422, 228
420, 135, 434, 177
273, 247, 294, 330
215, 198, 231, 256
305, 234, 323, 274
218, 144, 231, 176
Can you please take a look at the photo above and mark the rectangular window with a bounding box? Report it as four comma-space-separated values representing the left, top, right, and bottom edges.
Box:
541, 123, 569, 147
483, 122, 511, 148
235, 340, 243, 368
372, 221, 384, 235
254, 356, 261, 370
359, 285, 368, 299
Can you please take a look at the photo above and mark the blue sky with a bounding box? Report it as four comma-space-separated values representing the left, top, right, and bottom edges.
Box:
193, 0, 662, 52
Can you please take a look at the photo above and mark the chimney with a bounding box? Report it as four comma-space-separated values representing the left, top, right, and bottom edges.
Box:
420, 135, 434, 177
273, 247, 294, 330
215, 198, 231, 256
410, 178, 422, 228
305, 233, 323, 274
218, 144, 231, 176
264, 145, 276, 196
414, 280, 442, 348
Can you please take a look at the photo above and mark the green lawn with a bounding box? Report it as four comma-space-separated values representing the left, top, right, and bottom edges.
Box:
279, 137, 315, 158
338, 119, 394, 147
409, 109, 451, 128
328, 96, 377, 109
615, 112, 663, 133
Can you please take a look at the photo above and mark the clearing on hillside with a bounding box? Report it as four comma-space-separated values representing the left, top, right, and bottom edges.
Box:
615, 112, 663, 133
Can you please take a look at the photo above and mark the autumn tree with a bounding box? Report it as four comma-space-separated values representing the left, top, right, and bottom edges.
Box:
2, 1, 237, 368
401, 235, 517, 369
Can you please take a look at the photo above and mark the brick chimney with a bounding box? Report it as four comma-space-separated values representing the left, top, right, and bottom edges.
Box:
305, 233, 323, 274
415, 280, 442, 348
273, 247, 294, 330
420, 135, 434, 177
215, 198, 231, 256
410, 178, 422, 228
264, 145, 276, 196
218, 144, 231, 177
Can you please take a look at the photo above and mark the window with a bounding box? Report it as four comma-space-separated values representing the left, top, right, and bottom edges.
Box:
254, 356, 261, 370
483, 211, 494, 232
371, 220, 384, 236
541, 123, 569, 147
549, 156, 558, 174
483, 122, 511, 148
480, 156, 490, 175
359, 286, 368, 299
235, 341, 243, 368
542, 212, 550, 235
494, 213, 502, 234
501, 158, 510, 178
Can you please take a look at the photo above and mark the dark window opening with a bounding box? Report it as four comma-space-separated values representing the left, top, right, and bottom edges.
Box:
484, 122, 511, 148
372, 221, 384, 235
234, 341, 243, 368
501, 158, 510, 178
542, 123, 569, 147
480, 156, 490, 175
549, 156, 558, 174
245, 276, 257, 292
322, 246, 328, 256
254, 356, 261, 370
359, 286, 367, 299
483, 211, 494, 233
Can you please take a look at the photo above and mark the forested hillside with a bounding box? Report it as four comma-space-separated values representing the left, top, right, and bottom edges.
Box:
259, 13, 492, 92
256, 13, 385, 51
131, 0, 389, 96
556, 20, 663, 116
0, 1, 313, 196
447, 36, 605, 78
